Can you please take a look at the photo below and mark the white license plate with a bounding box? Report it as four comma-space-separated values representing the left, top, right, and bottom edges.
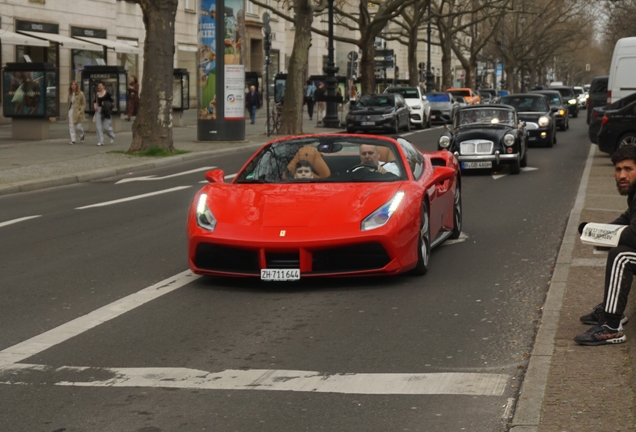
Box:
360, 121, 375, 126
261, 269, 300, 281
461, 161, 492, 169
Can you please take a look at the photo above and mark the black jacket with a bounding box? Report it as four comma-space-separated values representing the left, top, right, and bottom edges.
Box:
611, 190, 636, 248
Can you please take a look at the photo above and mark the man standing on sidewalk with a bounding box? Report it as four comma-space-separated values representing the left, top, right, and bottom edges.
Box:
575, 145, 636, 346
305, 80, 316, 121
245, 85, 261, 124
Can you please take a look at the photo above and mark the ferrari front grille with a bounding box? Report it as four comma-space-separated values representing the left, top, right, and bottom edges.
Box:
266, 252, 300, 269
312, 243, 390, 273
194, 243, 260, 274
460, 140, 494, 155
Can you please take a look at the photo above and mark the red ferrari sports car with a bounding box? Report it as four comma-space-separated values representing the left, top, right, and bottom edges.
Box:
187, 134, 461, 280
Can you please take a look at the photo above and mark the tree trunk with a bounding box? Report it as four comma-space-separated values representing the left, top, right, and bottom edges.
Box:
359, 36, 377, 95
279, 0, 313, 135
440, 36, 453, 90
128, 0, 178, 153
408, 25, 419, 86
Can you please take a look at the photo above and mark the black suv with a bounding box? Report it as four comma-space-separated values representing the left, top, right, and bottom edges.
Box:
549, 86, 579, 118
586, 76, 608, 124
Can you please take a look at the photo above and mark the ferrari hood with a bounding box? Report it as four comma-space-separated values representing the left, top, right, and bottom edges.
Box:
203, 182, 405, 227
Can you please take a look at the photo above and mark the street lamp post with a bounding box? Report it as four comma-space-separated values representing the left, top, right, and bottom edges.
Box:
425, 1, 435, 92
322, 0, 340, 128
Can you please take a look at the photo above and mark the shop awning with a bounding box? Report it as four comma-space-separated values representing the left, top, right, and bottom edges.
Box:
0, 29, 50, 47
73, 36, 142, 54
18, 30, 102, 51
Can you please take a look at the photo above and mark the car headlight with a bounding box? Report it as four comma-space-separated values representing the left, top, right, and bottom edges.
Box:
439, 135, 451, 148
361, 191, 405, 231
503, 134, 516, 146
568, 99, 576, 105
559, 109, 565, 116
412, 105, 422, 110
381, 113, 394, 119
538, 116, 550, 127
196, 193, 217, 232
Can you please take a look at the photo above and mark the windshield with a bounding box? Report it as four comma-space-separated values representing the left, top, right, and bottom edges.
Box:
458, 108, 515, 127
356, 95, 394, 107
555, 88, 574, 98
235, 137, 405, 183
426, 93, 451, 102
501, 96, 548, 112
386, 88, 420, 99
449, 89, 470, 97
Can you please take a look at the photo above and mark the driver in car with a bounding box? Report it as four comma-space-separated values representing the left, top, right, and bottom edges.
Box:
359, 144, 400, 175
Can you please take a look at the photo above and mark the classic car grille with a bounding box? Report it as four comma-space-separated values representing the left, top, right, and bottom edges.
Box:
524, 122, 539, 130
460, 140, 494, 155
266, 252, 300, 269
312, 243, 390, 273
194, 243, 260, 274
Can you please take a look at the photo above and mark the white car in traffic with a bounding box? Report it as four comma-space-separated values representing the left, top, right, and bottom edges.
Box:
384, 86, 431, 129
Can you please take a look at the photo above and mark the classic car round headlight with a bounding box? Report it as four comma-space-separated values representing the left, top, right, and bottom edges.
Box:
503, 134, 516, 146
439, 135, 451, 148
538, 116, 550, 127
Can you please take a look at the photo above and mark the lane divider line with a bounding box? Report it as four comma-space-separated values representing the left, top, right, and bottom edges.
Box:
75, 186, 192, 209
0, 215, 42, 228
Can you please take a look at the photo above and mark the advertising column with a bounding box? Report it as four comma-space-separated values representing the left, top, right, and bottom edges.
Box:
197, 0, 246, 141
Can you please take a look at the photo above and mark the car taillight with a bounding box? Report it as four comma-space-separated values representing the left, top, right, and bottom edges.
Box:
601, 115, 609, 127
607, 90, 612, 104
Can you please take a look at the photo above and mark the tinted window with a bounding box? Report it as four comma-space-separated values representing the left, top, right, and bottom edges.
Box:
449, 90, 470, 97
426, 94, 451, 102
386, 88, 420, 99
357, 95, 394, 107
501, 96, 548, 112
590, 77, 608, 93
555, 88, 574, 98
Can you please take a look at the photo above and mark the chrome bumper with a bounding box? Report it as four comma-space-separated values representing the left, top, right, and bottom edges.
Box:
453, 151, 519, 163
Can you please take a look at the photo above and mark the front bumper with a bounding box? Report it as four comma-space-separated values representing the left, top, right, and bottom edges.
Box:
527, 128, 551, 143
453, 151, 520, 164
430, 110, 452, 123
346, 117, 396, 131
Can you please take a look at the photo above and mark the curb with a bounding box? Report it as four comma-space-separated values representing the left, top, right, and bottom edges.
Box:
509, 144, 596, 431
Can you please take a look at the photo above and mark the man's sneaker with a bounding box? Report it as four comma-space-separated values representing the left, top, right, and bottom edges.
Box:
69, 141, 75, 145
80, 134, 85, 142
110, 137, 114, 145
97, 143, 103, 146
579, 303, 628, 325
574, 322, 626, 346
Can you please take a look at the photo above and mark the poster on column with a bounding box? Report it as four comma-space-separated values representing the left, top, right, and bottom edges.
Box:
198, 0, 217, 120
224, 65, 245, 119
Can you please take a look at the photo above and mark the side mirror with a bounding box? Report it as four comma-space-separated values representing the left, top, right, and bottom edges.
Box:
422, 95, 428, 101
431, 166, 456, 184
205, 169, 226, 183
550, 106, 559, 112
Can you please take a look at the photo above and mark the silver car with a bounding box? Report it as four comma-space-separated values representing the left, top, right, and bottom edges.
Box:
425, 92, 460, 124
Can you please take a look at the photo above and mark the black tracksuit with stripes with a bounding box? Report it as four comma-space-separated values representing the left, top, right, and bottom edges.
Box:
603, 190, 636, 327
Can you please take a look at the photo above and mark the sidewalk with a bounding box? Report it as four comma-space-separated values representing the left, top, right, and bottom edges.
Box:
0, 107, 342, 195
0, 110, 634, 430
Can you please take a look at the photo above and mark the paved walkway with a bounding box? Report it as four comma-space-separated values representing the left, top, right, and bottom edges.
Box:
0, 110, 634, 431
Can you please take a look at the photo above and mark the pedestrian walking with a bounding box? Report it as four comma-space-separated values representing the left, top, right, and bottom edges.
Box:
66, 81, 85, 145
314, 81, 326, 126
125, 75, 139, 121
245, 85, 261, 124
305, 80, 316, 120
575, 145, 636, 346
93, 81, 115, 146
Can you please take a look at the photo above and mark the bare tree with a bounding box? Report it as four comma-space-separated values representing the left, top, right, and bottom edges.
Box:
128, 0, 178, 153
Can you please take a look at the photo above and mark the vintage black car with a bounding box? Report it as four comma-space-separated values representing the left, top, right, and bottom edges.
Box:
500, 93, 557, 147
531, 90, 569, 131
346, 93, 411, 134
438, 105, 528, 175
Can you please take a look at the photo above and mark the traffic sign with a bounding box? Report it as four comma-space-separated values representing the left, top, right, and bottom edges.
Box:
347, 51, 359, 61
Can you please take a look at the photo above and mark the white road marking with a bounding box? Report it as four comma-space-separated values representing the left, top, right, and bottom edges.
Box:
522, 167, 538, 172
75, 186, 192, 209
502, 397, 515, 418
441, 232, 468, 245
0, 364, 508, 396
115, 167, 216, 184
492, 166, 538, 180
0, 215, 42, 228
199, 173, 237, 184
0, 270, 199, 367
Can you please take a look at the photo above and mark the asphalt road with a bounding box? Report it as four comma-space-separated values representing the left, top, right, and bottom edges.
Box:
0, 116, 590, 432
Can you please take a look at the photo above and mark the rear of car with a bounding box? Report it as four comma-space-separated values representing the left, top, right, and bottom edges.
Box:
587, 76, 608, 124
594, 93, 636, 153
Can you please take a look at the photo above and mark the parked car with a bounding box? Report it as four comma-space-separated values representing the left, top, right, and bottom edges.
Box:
586, 91, 636, 144
549, 86, 579, 117
587, 76, 608, 124
478, 88, 499, 104
447, 88, 481, 104
425, 92, 460, 124
437, 104, 528, 174
592, 93, 636, 154
384, 86, 431, 129
607, 37, 636, 104
501, 93, 558, 147
573, 86, 587, 109
531, 90, 569, 131
188, 134, 462, 278
346, 93, 411, 133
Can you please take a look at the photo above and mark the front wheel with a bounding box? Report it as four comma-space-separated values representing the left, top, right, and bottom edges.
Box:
411, 202, 430, 275
392, 119, 400, 135
509, 158, 521, 175
520, 148, 528, 168
449, 184, 462, 240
